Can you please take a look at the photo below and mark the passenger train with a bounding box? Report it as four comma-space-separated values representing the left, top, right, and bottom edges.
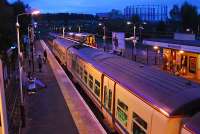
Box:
66, 32, 97, 47
50, 37, 200, 134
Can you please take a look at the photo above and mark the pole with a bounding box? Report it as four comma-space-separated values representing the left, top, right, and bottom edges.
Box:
146, 47, 149, 64
78, 26, 81, 33
16, 22, 24, 105
16, 21, 25, 127
133, 25, 136, 61
0, 60, 9, 134
103, 26, 106, 40
62, 27, 65, 38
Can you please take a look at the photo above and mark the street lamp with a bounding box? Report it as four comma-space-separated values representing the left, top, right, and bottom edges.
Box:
16, 10, 40, 126
78, 25, 81, 33
153, 46, 159, 65
62, 27, 66, 38
99, 23, 106, 40
127, 21, 137, 61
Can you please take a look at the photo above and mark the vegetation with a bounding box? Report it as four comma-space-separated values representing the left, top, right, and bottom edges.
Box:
169, 2, 199, 33
0, 0, 30, 57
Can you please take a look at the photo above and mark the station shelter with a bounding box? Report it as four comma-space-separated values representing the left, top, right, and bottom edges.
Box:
143, 38, 200, 80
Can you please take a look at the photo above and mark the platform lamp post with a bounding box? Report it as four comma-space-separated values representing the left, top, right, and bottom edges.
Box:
127, 21, 137, 61
16, 10, 40, 127
153, 46, 159, 65
78, 25, 81, 33
62, 27, 65, 38
98, 23, 106, 50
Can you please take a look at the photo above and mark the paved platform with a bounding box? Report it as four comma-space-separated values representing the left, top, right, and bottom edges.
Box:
40, 40, 106, 134
22, 41, 79, 134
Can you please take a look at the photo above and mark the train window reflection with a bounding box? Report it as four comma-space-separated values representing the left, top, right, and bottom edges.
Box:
88, 74, 93, 90
80, 67, 83, 79
117, 99, 128, 126
132, 112, 147, 134
108, 90, 112, 111
84, 70, 88, 84
94, 80, 100, 97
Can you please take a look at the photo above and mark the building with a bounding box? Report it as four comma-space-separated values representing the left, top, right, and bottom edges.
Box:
124, 5, 168, 22
143, 33, 200, 81
96, 9, 124, 20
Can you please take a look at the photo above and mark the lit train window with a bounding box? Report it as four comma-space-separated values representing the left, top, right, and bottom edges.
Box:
88, 74, 93, 90
117, 99, 128, 127
84, 70, 88, 84
94, 80, 100, 97
132, 112, 147, 134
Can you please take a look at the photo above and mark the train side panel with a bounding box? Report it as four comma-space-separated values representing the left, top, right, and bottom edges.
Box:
52, 40, 67, 65
70, 54, 103, 109
151, 110, 182, 134
115, 84, 154, 134
181, 127, 192, 134
102, 75, 115, 128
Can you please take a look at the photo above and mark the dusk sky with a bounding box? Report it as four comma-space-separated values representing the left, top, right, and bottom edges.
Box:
8, 0, 200, 14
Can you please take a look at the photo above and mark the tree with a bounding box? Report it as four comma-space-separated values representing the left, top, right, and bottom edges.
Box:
170, 5, 181, 22
156, 21, 166, 32
131, 15, 141, 25
180, 2, 198, 32
0, 0, 29, 57
0, 0, 14, 52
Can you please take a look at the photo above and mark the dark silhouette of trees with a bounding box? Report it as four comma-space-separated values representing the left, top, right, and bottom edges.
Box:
169, 2, 199, 33
180, 2, 198, 32
0, 0, 30, 56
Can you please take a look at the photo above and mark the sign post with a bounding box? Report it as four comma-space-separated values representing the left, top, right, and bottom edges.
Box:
0, 59, 8, 134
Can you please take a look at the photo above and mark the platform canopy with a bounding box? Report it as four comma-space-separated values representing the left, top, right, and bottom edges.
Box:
143, 38, 200, 53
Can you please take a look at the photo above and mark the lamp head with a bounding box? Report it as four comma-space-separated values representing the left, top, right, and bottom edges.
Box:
32, 10, 40, 15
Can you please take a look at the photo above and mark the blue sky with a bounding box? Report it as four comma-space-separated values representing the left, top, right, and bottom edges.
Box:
8, 0, 200, 14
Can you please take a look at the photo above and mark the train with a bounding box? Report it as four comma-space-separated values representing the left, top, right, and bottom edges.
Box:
66, 32, 97, 48
50, 37, 200, 134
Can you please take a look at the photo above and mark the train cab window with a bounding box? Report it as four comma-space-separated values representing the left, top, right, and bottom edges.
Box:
132, 112, 147, 134
80, 67, 83, 79
117, 99, 128, 127
84, 70, 88, 84
94, 80, 100, 97
88, 74, 93, 90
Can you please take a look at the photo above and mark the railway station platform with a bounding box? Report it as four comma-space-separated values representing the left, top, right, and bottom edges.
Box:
22, 40, 106, 134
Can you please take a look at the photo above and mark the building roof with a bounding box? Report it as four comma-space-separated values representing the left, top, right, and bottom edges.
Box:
68, 45, 200, 117
53, 38, 79, 49
144, 38, 200, 47
183, 113, 200, 134
143, 38, 200, 53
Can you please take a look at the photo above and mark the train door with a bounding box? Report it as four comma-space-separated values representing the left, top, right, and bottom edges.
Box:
102, 75, 115, 127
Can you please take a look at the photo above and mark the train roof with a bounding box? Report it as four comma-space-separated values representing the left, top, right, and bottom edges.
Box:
68, 44, 200, 117
53, 38, 79, 49
183, 113, 200, 133
67, 32, 94, 37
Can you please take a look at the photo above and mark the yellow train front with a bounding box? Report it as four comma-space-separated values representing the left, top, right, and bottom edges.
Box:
66, 32, 97, 48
